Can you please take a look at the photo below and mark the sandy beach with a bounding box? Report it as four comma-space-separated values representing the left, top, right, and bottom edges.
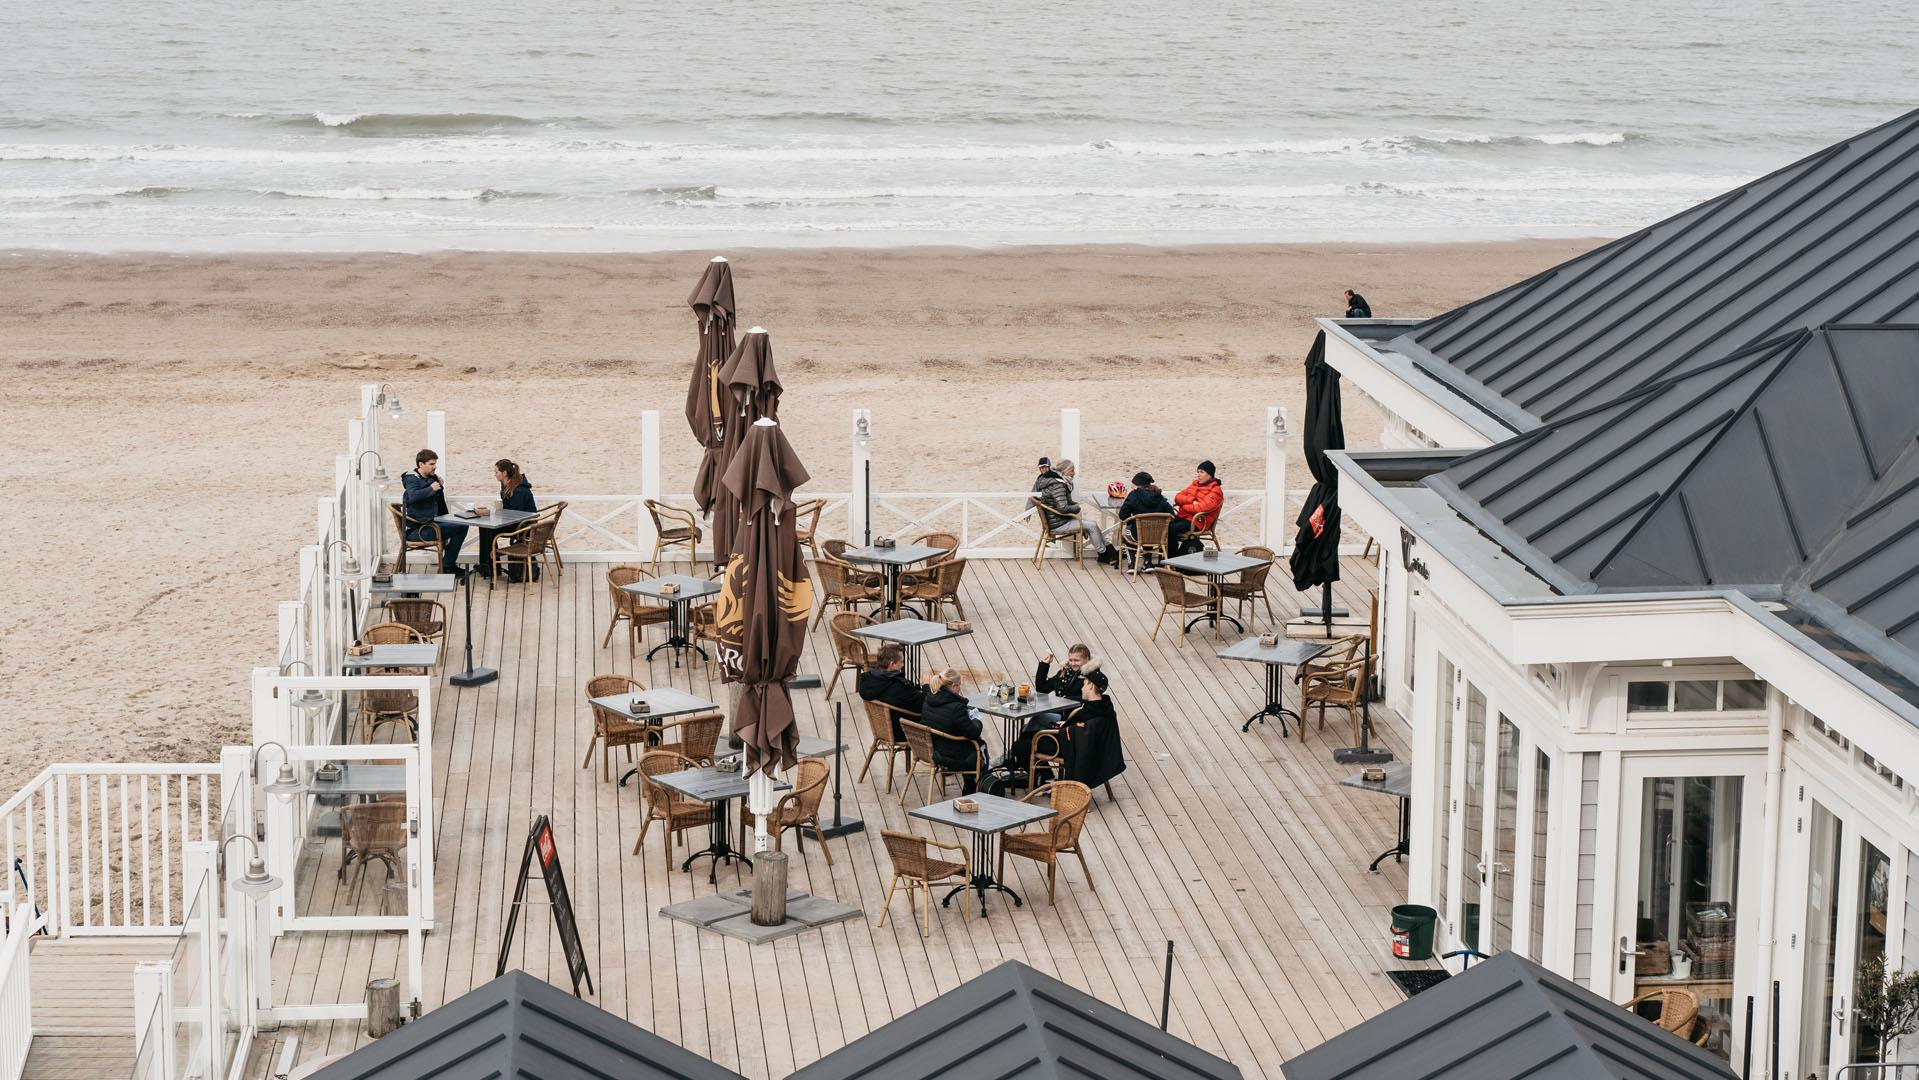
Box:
0, 239, 1595, 792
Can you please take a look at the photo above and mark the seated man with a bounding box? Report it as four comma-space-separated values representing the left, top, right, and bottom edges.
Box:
857, 644, 929, 739
480, 458, 540, 581
1116, 471, 1176, 564
1170, 460, 1223, 553
401, 449, 467, 576
1059, 667, 1126, 790
1035, 458, 1115, 564
918, 669, 985, 794
1000, 649, 1098, 770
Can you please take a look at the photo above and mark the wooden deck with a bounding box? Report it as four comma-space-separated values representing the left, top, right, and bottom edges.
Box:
246, 553, 1414, 1079
23, 936, 175, 1079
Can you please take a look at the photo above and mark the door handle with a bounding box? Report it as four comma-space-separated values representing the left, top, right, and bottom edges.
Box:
1836, 995, 1847, 1035
1618, 935, 1644, 974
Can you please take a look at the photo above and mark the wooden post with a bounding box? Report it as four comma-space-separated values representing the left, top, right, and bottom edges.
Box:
751, 851, 789, 926
1059, 407, 1081, 475
366, 978, 403, 1037
640, 410, 661, 558
425, 410, 447, 480
1264, 405, 1289, 550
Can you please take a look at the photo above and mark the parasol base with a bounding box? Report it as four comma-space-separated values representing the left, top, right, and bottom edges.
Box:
1299, 605, 1351, 619
449, 666, 498, 688
806, 815, 866, 840
1333, 746, 1396, 765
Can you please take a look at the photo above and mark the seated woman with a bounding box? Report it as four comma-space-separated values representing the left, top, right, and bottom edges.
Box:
481, 458, 539, 581
918, 669, 986, 795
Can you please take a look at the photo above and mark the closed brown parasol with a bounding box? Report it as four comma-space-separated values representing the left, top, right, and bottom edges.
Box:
715, 418, 814, 851
686, 256, 737, 538
711, 325, 781, 570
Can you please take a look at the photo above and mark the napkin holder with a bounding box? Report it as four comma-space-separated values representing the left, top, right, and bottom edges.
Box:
472, 505, 491, 517
629, 697, 650, 715
346, 643, 373, 657
659, 582, 680, 595
717, 756, 742, 774
1202, 548, 1219, 560
874, 537, 897, 549
953, 798, 979, 814
1258, 633, 1277, 647
371, 572, 393, 586
944, 619, 970, 631
1362, 766, 1388, 783
313, 761, 344, 784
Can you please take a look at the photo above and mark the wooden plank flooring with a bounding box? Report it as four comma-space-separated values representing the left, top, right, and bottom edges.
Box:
22, 936, 176, 1079
236, 553, 1416, 1079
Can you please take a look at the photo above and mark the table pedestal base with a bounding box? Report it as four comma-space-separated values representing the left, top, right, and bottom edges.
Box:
939, 831, 1022, 917
1242, 662, 1296, 735
1368, 797, 1411, 873
682, 802, 751, 885
1186, 611, 1244, 634
647, 604, 707, 668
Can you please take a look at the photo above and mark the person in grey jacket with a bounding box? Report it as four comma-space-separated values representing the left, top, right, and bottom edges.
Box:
401, 449, 467, 575
1034, 458, 1112, 562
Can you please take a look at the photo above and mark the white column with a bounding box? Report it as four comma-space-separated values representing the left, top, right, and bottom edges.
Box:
748, 772, 773, 853
640, 410, 662, 557
133, 959, 176, 1080
426, 410, 447, 480
1058, 407, 1081, 472
1264, 405, 1289, 550
850, 409, 873, 545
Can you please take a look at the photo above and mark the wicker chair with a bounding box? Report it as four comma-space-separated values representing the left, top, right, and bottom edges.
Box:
603, 565, 674, 655
1149, 568, 1220, 643
823, 540, 884, 587
655, 712, 723, 766
877, 830, 971, 937
384, 599, 447, 643
645, 500, 703, 571
898, 719, 985, 807
1623, 987, 1701, 1037
859, 700, 914, 792
794, 499, 826, 561
1299, 651, 1368, 745
387, 503, 444, 572
355, 622, 428, 742
491, 504, 564, 586
903, 558, 968, 622
1118, 512, 1173, 576
633, 750, 714, 867
915, 532, 960, 559
1190, 510, 1221, 551
338, 801, 408, 903
1218, 545, 1277, 627
1030, 497, 1086, 566
582, 674, 654, 780
768, 758, 835, 864
998, 781, 1095, 905
814, 556, 881, 629
827, 613, 876, 697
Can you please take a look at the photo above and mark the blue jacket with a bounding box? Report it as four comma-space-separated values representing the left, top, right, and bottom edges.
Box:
501, 478, 537, 513
401, 470, 449, 523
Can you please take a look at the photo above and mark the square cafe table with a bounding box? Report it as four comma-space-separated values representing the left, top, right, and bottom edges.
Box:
432, 507, 542, 585
968, 690, 1078, 773
597, 687, 721, 787
910, 792, 1056, 916
1338, 761, 1412, 872
653, 767, 791, 884
342, 643, 440, 670
1217, 637, 1331, 734
370, 573, 455, 598
840, 542, 946, 618
850, 619, 972, 681
1165, 550, 1268, 634
620, 575, 723, 667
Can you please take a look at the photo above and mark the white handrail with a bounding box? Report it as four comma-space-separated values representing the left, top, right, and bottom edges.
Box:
0, 902, 30, 1080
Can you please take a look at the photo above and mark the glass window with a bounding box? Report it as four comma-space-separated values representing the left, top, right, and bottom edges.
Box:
1722, 679, 1766, 711
1491, 718, 1520, 953
1436, 658, 1455, 934
1627, 681, 1670, 712
1635, 775, 1744, 1058
1853, 841, 1892, 1064
1800, 803, 1842, 1076
1461, 685, 1487, 950
1530, 750, 1550, 959
1674, 680, 1719, 711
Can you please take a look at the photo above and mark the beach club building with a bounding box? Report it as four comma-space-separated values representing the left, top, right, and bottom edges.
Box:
1317, 108, 1919, 1075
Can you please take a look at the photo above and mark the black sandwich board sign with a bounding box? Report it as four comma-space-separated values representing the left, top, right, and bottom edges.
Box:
497, 815, 593, 997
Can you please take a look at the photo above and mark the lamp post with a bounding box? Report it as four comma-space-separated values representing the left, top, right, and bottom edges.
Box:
250, 741, 306, 800
356, 451, 390, 485
218, 835, 283, 898
374, 384, 405, 421
853, 410, 873, 547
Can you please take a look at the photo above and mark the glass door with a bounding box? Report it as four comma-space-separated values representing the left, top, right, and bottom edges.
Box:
1798, 802, 1843, 1077
1799, 790, 1902, 1078
1489, 716, 1520, 953
1456, 685, 1487, 951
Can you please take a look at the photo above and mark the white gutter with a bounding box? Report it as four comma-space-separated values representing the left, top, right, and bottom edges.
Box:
1316, 318, 1510, 448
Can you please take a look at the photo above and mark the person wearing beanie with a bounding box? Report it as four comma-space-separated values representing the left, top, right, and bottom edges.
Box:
1031, 456, 1052, 493
1171, 459, 1223, 552
1114, 470, 1176, 569
1033, 457, 1113, 563
1000, 654, 1104, 772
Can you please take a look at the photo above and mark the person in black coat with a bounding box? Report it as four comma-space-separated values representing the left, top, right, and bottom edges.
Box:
918, 669, 985, 794
1344, 289, 1372, 319
480, 458, 541, 581
400, 448, 467, 575
1000, 653, 1101, 772
857, 644, 929, 739
1060, 667, 1125, 791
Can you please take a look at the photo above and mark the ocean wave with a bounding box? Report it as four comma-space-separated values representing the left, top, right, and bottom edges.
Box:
255, 185, 536, 201
1386, 130, 1642, 150
0, 185, 185, 199
268, 111, 556, 136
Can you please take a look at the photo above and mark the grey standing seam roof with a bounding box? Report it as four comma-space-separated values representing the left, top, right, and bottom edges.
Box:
1281, 952, 1736, 1080
1386, 107, 1919, 428
788, 960, 1242, 1080
311, 969, 747, 1080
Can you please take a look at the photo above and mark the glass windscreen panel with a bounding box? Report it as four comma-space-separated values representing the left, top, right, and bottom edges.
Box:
1436, 657, 1455, 935
1632, 775, 1743, 1058
1852, 840, 1892, 1064
1800, 803, 1842, 1075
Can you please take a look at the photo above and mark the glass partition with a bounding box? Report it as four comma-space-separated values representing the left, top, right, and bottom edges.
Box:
169, 880, 209, 1079
1800, 802, 1842, 1075
1459, 684, 1486, 950
1435, 657, 1455, 935
1490, 716, 1519, 953
1529, 749, 1550, 959
129, 997, 164, 1080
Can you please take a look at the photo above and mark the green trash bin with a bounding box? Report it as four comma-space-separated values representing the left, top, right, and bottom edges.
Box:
1391, 904, 1438, 961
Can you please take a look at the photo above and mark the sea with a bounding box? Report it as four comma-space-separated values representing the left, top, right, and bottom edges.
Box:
3, 0, 1914, 252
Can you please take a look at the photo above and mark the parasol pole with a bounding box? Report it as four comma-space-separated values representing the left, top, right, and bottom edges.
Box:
749, 770, 774, 853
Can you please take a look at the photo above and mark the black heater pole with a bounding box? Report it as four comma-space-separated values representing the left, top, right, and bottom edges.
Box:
1159, 941, 1175, 1030
1770, 981, 1780, 1080
1334, 637, 1393, 765
811, 702, 865, 839
449, 569, 498, 687
863, 458, 873, 547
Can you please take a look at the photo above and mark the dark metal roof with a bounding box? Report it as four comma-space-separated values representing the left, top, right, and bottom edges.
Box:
788, 960, 1243, 1080
311, 969, 746, 1080
1386, 108, 1919, 428
1281, 952, 1735, 1080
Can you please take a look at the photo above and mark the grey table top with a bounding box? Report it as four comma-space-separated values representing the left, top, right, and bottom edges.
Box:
1166, 551, 1267, 577
1217, 638, 1332, 667
850, 619, 973, 647
589, 687, 718, 723
433, 507, 541, 530
967, 691, 1077, 720
654, 767, 791, 804
343, 643, 440, 669
1338, 762, 1412, 800
841, 542, 945, 567
306, 763, 407, 796
911, 792, 1056, 836
622, 574, 723, 601
370, 574, 456, 594
717, 736, 848, 764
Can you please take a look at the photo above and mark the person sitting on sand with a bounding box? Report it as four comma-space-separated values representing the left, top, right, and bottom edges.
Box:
1344, 289, 1372, 319
1035, 458, 1115, 564
917, 669, 986, 794
1170, 460, 1223, 552
401, 448, 467, 576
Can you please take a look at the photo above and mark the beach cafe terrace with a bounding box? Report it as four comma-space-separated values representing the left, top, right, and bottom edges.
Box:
0, 384, 1412, 1080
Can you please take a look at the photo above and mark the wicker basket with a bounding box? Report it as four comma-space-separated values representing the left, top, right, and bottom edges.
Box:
1636, 940, 1672, 976
1685, 901, 1736, 941
1683, 941, 1735, 979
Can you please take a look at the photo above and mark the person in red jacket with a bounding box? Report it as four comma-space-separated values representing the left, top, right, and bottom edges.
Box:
1170, 460, 1222, 551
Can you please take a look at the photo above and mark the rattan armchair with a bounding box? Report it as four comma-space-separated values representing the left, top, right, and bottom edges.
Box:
1030, 497, 1086, 566
1149, 568, 1220, 643
1623, 987, 1701, 1037
603, 565, 674, 655
858, 700, 914, 792
582, 674, 654, 780
491, 503, 565, 586
823, 539, 883, 586
768, 758, 835, 865
356, 622, 428, 742
338, 801, 408, 903
1191, 511, 1221, 551
387, 503, 444, 572
813, 555, 881, 629
794, 499, 826, 560
1217, 545, 1277, 627
644, 500, 703, 570
878, 830, 971, 937
384, 599, 448, 643
898, 719, 985, 807
903, 558, 968, 622
827, 613, 876, 697
654, 711, 723, 765
998, 781, 1094, 905
633, 750, 714, 867
1299, 652, 1368, 745
1117, 512, 1173, 576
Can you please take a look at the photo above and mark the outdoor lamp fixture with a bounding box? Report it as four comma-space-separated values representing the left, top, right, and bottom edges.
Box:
356, 450, 390, 485
375, 383, 404, 420
328, 539, 370, 584
1272, 407, 1289, 438
251, 740, 305, 800
853, 411, 872, 448
218, 834, 282, 898
278, 660, 333, 720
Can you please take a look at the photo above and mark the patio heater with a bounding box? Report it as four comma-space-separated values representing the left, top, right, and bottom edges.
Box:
449, 569, 498, 688
854, 411, 873, 546
808, 702, 865, 840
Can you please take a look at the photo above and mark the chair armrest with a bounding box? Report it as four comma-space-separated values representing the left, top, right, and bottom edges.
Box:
926, 836, 973, 873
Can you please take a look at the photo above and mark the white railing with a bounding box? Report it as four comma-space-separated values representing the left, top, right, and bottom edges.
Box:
0, 765, 221, 937
0, 902, 31, 1080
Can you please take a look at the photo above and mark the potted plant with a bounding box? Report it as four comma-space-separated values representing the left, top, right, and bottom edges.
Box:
1854, 955, 1919, 1064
